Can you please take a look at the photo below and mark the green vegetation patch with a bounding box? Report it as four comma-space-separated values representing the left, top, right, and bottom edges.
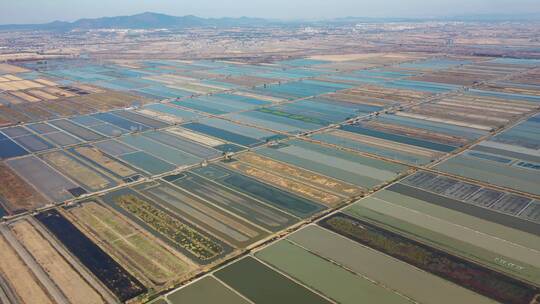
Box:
257, 107, 329, 125
102, 189, 231, 264
115, 194, 223, 261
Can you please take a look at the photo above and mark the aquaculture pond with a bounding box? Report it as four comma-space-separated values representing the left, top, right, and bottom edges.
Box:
287, 225, 494, 304
164, 171, 298, 232
192, 164, 326, 218
36, 209, 146, 302
256, 139, 407, 188
0, 135, 29, 160
215, 257, 332, 304
320, 213, 539, 304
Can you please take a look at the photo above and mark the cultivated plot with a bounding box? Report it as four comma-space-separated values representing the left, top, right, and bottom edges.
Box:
101, 188, 232, 265
68, 201, 194, 286
133, 181, 269, 248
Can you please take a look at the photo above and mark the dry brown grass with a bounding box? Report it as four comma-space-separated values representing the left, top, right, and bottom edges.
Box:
11, 220, 105, 304
0, 163, 47, 214
0, 234, 54, 304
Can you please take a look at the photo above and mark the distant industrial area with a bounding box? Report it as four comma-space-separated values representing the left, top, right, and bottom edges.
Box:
1, 12, 540, 63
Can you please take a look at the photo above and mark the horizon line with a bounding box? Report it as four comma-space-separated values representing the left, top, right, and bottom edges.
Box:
2, 11, 540, 26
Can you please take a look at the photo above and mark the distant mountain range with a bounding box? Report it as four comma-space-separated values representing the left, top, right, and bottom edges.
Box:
1, 12, 539, 31
0, 12, 275, 31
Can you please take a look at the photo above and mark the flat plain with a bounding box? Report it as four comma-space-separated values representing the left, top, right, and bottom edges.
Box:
0, 51, 539, 304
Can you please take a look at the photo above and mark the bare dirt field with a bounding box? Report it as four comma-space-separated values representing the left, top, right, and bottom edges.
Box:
74, 146, 137, 179
11, 220, 105, 304
0, 232, 54, 304
237, 153, 361, 196
0, 163, 47, 214
227, 160, 341, 206
41, 151, 110, 191
0, 64, 29, 74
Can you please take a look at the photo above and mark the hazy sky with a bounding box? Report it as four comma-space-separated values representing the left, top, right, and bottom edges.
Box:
1, 0, 539, 24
